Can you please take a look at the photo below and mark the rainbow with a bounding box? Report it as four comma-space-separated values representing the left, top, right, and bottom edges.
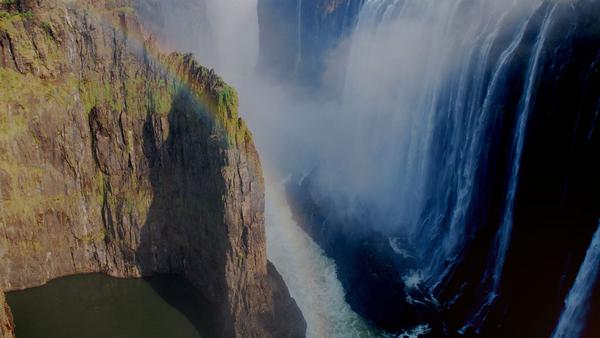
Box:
3, 0, 251, 147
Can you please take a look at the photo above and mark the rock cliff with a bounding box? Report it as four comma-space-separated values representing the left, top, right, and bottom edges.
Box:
0, 1, 305, 337
0, 290, 14, 338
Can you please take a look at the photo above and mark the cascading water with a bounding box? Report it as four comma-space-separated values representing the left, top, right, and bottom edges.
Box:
199, 0, 600, 335
294, 0, 303, 72
264, 171, 380, 338
321, 0, 543, 284
305, 0, 597, 333
461, 4, 558, 332
142, 0, 600, 335
552, 221, 600, 338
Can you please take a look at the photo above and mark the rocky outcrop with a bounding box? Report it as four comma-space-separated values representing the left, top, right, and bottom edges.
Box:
0, 290, 14, 338
0, 1, 305, 337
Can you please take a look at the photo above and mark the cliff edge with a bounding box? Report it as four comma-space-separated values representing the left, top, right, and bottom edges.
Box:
0, 290, 13, 338
0, 0, 305, 337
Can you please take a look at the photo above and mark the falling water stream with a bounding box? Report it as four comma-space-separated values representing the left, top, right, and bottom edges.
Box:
552, 221, 600, 338
263, 171, 380, 338
144, 0, 599, 335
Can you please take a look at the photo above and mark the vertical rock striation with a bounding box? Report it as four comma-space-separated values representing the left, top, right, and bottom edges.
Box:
0, 290, 14, 338
0, 1, 305, 337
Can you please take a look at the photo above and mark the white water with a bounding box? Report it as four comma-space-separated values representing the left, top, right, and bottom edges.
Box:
396, 324, 432, 338
320, 0, 540, 257
490, 0, 557, 299
294, 0, 303, 72
264, 172, 380, 338
159, 1, 384, 335
460, 5, 558, 332
139, 0, 589, 335
551, 221, 600, 338
326, 0, 546, 297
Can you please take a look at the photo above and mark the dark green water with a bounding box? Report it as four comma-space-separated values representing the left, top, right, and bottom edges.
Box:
7, 274, 216, 338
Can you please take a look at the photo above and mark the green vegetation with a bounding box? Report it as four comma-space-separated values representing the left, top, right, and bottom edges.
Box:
41, 21, 52, 35
93, 172, 107, 207
0, 69, 77, 114
80, 229, 107, 245
111, 6, 135, 15
216, 85, 237, 115
0, 159, 76, 227
0, 0, 254, 237
20, 10, 33, 19
1, 0, 16, 7
0, 10, 27, 33
0, 113, 27, 142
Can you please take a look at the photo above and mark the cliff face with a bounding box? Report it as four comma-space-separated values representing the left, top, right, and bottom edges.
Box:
0, 1, 305, 337
0, 290, 14, 338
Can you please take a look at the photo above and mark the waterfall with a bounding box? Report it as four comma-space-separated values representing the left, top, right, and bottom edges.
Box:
490, 0, 557, 304
425, 2, 542, 290
323, 0, 546, 280
131, 0, 600, 335
264, 172, 380, 338
294, 0, 304, 72
461, 4, 558, 332
552, 221, 600, 338
310, 0, 576, 332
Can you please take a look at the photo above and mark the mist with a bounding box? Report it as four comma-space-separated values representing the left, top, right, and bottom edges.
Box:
136, 0, 570, 329
136, 0, 544, 251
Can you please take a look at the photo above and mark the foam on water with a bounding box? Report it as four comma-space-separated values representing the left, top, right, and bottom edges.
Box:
264, 171, 381, 338
403, 270, 425, 290
396, 324, 432, 338
389, 237, 414, 259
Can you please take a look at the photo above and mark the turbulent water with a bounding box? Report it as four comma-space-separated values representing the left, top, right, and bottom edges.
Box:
240, 0, 600, 334
279, 0, 599, 334
264, 171, 380, 338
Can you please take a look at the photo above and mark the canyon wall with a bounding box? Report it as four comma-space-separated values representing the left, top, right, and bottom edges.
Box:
0, 290, 13, 338
0, 1, 305, 337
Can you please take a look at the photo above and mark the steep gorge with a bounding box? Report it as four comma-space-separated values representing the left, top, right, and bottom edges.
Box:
255, 0, 600, 336
0, 1, 305, 337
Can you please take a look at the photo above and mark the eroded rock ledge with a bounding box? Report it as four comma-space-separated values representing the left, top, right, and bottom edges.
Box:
0, 1, 305, 337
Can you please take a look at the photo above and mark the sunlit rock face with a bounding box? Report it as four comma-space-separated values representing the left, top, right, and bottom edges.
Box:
0, 1, 305, 337
0, 290, 14, 338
